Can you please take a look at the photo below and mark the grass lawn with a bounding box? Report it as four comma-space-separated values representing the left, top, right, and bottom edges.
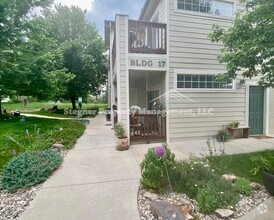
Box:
207, 150, 274, 184
0, 116, 86, 172
2, 102, 108, 113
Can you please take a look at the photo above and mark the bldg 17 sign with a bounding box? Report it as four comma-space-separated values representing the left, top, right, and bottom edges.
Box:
128, 57, 167, 70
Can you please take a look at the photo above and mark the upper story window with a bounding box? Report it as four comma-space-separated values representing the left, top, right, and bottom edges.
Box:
177, 0, 234, 17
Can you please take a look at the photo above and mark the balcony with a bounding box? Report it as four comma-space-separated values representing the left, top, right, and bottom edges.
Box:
128, 20, 167, 54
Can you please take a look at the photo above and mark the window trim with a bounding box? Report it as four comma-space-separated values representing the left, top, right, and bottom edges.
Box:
174, 69, 236, 92
174, 0, 235, 21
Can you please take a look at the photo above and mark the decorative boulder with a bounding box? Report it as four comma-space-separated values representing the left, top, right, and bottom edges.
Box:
180, 203, 194, 220
52, 143, 65, 150
144, 191, 158, 201
222, 174, 237, 183
150, 200, 185, 220
215, 209, 234, 218
250, 182, 262, 190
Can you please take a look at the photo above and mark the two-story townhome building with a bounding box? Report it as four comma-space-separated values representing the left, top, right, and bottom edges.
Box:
105, 0, 274, 145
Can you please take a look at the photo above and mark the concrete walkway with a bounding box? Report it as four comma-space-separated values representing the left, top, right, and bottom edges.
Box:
21, 113, 71, 120
20, 114, 141, 220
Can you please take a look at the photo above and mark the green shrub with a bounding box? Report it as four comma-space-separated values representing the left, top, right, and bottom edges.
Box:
1, 149, 62, 192
171, 157, 239, 214
172, 157, 215, 197
217, 129, 230, 142
114, 123, 125, 138
196, 187, 219, 214
234, 178, 252, 195
250, 154, 274, 175
88, 106, 99, 113
140, 144, 176, 192
196, 179, 239, 214
0, 114, 12, 120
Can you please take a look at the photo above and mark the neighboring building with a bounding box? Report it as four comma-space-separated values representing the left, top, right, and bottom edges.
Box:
105, 0, 274, 144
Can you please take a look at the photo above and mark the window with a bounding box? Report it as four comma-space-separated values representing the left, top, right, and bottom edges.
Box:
177, 0, 233, 17
177, 74, 234, 90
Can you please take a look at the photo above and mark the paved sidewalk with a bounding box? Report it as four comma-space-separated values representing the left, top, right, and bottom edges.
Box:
21, 113, 71, 120
20, 114, 141, 220
238, 197, 274, 220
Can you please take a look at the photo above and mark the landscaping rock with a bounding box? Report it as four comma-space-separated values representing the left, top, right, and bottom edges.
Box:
150, 200, 185, 220
215, 209, 234, 218
0, 183, 43, 220
52, 143, 65, 149
250, 182, 262, 190
222, 174, 237, 182
138, 186, 270, 220
144, 191, 158, 201
180, 203, 194, 220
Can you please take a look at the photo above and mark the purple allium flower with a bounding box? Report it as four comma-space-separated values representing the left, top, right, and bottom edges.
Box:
154, 146, 166, 158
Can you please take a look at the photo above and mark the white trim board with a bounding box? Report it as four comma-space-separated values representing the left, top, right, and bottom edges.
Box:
115, 15, 122, 123
125, 16, 130, 142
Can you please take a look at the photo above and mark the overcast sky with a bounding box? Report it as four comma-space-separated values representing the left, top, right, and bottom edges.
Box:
54, 0, 146, 37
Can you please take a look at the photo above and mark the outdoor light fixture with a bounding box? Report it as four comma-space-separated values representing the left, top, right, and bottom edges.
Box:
240, 79, 246, 87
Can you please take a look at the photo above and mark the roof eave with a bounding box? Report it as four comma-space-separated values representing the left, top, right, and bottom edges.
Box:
138, 0, 150, 20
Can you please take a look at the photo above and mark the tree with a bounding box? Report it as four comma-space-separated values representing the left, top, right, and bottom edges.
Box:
209, 0, 274, 87
16, 17, 74, 101
42, 5, 107, 109
0, 0, 53, 116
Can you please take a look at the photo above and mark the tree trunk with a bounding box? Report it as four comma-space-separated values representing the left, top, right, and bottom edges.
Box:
0, 95, 2, 117
70, 96, 76, 110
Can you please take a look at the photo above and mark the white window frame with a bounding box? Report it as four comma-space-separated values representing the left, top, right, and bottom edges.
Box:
174, 0, 235, 20
174, 69, 236, 92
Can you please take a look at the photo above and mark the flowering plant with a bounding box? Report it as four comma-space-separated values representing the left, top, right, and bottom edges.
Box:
140, 144, 175, 192
130, 105, 141, 112
154, 145, 166, 158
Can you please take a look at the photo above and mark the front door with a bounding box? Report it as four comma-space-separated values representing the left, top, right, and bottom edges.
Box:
147, 90, 159, 110
249, 86, 264, 135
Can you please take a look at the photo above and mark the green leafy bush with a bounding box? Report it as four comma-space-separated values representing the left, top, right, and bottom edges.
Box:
196, 187, 219, 214
88, 106, 99, 114
114, 123, 125, 138
234, 178, 252, 195
217, 129, 230, 142
196, 181, 238, 214
1, 149, 62, 192
140, 144, 176, 192
250, 154, 274, 175
171, 157, 239, 213
172, 157, 215, 197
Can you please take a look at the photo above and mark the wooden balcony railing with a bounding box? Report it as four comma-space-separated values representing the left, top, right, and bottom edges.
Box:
130, 113, 166, 144
128, 20, 167, 54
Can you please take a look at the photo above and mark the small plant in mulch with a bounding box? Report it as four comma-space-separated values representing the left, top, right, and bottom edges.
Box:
1, 149, 62, 192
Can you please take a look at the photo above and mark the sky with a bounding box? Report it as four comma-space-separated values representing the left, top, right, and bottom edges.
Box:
54, 0, 146, 37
